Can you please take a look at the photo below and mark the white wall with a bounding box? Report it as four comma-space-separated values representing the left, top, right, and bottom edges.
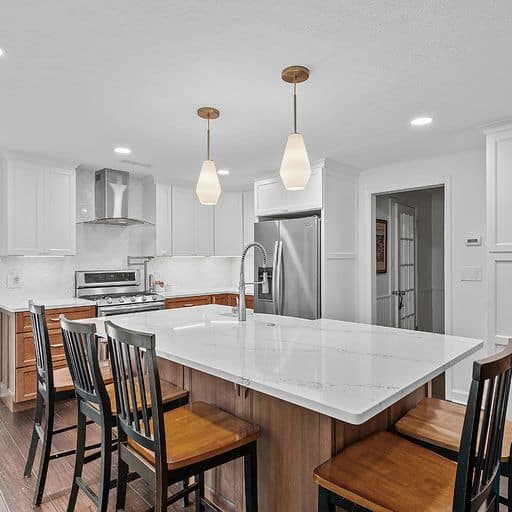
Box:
359, 149, 487, 402
0, 223, 236, 300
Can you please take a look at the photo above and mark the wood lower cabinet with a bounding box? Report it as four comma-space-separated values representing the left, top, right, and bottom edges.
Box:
166, 293, 254, 310
165, 295, 212, 309
156, 359, 427, 512
0, 305, 96, 411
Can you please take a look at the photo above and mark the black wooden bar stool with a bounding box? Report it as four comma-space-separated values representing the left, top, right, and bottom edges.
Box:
394, 390, 512, 510
23, 301, 112, 507
60, 316, 190, 511
313, 344, 512, 511
105, 320, 260, 512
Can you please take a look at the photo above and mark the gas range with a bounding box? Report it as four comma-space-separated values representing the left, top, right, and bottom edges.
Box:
75, 269, 165, 317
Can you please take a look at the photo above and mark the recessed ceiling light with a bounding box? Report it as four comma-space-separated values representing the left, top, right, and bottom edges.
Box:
0, 48, 5, 57
114, 147, 131, 154
217, 169, 230, 176
410, 116, 433, 126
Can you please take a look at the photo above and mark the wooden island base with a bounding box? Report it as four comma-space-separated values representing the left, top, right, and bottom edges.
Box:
158, 357, 427, 512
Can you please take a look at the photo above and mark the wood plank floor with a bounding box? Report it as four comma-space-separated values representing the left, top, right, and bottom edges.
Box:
0, 399, 192, 512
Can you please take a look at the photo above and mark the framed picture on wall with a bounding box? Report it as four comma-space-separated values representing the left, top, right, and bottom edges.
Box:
376, 219, 388, 273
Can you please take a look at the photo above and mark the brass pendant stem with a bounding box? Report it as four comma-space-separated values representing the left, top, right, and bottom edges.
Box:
293, 81, 297, 134
207, 116, 211, 160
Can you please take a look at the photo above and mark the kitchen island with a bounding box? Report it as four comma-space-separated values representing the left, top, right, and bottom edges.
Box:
92, 305, 482, 511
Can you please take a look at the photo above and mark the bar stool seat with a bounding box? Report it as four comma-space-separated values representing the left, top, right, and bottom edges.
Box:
395, 397, 512, 460
53, 362, 113, 392
128, 401, 260, 470
313, 431, 456, 512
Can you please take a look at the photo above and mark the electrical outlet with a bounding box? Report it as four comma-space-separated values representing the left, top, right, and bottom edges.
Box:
7, 271, 24, 288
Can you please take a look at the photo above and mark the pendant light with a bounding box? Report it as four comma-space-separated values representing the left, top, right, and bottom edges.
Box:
196, 107, 221, 205
279, 65, 311, 191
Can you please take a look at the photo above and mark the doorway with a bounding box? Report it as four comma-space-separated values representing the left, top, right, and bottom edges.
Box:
374, 187, 445, 334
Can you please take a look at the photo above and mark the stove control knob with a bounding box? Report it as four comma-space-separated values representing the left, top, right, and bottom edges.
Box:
152, 295, 158, 301
119, 296, 125, 303
106, 297, 113, 305
142, 295, 147, 302
130, 296, 136, 302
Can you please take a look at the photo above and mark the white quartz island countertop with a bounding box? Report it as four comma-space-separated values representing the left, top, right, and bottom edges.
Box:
92, 305, 483, 425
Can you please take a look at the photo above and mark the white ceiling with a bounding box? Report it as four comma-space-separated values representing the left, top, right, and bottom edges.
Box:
1, 1, 511, 188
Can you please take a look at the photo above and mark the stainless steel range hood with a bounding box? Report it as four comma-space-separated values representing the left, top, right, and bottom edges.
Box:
92, 169, 144, 225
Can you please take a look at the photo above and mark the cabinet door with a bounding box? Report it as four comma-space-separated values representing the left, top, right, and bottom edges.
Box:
43, 168, 76, 255
243, 190, 255, 247
254, 176, 287, 216
171, 187, 195, 255
215, 193, 243, 256
7, 162, 42, 255
194, 202, 214, 256
155, 184, 172, 256
286, 166, 323, 212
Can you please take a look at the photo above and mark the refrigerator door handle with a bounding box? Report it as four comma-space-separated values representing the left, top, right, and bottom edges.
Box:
272, 241, 279, 314
274, 241, 283, 315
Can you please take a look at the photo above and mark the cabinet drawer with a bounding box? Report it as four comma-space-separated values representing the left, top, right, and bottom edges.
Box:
165, 296, 212, 309
15, 360, 68, 402
16, 306, 96, 333
211, 294, 230, 306
16, 328, 65, 368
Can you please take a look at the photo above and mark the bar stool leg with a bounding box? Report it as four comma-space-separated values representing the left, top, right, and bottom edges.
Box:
24, 390, 43, 477
97, 422, 113, 512
195, 473, 205, 512
183, 478, 189, 507
33, 398, 55, 507
115, 436, 129, 512
318, 486, 335, 512
244, 442, 258, 512
67, 410, 87, 512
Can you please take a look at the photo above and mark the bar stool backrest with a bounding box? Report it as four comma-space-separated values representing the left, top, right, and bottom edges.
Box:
453, 343, 512, 511
104, 320, 166, 466
60, 316, 110, 412
28, 300, 54, 392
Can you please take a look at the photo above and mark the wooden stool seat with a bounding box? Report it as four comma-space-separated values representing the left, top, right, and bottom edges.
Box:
129, 401, 260, 470
395, 397, 512, 461
313, 431, 456, 512
53, 362, 113, 392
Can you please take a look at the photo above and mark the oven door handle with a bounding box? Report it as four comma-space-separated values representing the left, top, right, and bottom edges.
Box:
98, 304, 164, 316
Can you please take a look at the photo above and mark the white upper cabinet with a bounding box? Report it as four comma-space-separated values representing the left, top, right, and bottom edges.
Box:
43, 168, 76, 255
254, 162, 324, 217
194, 201, 214, 256
154, 184, 172, 256
172, 187, 195, 255
243, 190, 255, 247
0, 159, 76, 255
215, 192, 244, 256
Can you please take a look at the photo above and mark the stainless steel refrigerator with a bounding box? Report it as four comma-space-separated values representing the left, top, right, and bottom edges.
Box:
253, 216, 320, 319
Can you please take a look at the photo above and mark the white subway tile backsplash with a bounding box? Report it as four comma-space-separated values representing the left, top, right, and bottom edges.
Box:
0, 223, 238, 300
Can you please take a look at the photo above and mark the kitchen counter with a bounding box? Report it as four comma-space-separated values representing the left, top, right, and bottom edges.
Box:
92, 304, 482, 425
0, 296, 96, 313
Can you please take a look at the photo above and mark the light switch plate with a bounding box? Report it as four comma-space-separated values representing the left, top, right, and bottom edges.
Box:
462, 266, 482, 281
7, 271, 24, 288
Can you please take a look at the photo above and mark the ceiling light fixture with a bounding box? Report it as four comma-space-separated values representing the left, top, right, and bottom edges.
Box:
217, 169, 230, 176
196, 107, 221, 205
0, 48, 4, 57
410, 116, 433, 126
114, 147, 131, 154
279, 65, 312, 191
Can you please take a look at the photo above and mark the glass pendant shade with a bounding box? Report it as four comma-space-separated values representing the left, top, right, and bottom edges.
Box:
279, 132, 311, 190
196, 159, 221, 205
